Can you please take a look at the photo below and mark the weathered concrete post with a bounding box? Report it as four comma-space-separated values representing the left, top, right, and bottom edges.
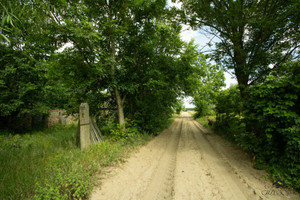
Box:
79, 103, 90, 150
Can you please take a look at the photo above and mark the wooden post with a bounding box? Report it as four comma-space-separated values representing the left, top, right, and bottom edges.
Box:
79, 103, 90, 150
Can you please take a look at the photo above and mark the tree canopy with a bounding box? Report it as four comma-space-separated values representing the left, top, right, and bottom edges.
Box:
180, 0, 300, 97
0, 0, 206, 132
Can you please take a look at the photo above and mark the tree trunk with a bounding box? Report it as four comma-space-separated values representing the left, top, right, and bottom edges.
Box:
237, 77, 249, 99
115, 88, 125, 130
107, 2, 126, 130
233, 44, 249, 99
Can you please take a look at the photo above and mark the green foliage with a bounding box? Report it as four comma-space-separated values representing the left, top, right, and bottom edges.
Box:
1, 0, 204, 133
121, 39, 202, 133
214, 114, 258, 154
0, 0, 68, 131
0, 46, 48, 114
193, 98, 215, 118
0, 2, 16, 43
42, 0, 202, 132
244, 61, 300, 190
181, 0, 299, 97
34, 169, 92, 200
192, 54, 225, 118
109, 119, 142, 142
174, 98, 185, 114
214, 61, 300, 191
133, 95, 175, 134
215, 85, 243, 116
0, 125, 76, 199
0, 124, 151, 199
195, 116, 215, 129
213, 85, 245, 149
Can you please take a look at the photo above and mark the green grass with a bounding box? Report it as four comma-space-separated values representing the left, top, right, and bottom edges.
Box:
195, 116, 216, 129
187, 110, 195, 116
0, 124, 151, 200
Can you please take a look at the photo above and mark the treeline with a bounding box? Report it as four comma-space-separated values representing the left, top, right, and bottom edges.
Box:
0, 0, 212, 133
186, 0, 299, 191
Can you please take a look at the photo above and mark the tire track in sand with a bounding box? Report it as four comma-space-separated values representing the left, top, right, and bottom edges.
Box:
173, 117, 224, 200
188, 120, 255, 200
192, 120, 299, 200
90, 113, 300, 200
90, 118, 182, 200
141, 118, 182, 200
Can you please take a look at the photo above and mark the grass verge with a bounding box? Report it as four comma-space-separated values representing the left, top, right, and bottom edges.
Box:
195, 116, 215, 129
0, 124, 151, 200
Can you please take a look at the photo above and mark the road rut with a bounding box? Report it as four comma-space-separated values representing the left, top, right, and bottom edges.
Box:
91, 112, 299, 200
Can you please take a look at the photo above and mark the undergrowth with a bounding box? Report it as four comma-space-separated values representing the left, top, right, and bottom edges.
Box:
195, 117, 208, 128
201, 114, 300, 193
0, 124, 151, 200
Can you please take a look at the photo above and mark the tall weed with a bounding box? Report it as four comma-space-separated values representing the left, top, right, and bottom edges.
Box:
0, 124, 151, 199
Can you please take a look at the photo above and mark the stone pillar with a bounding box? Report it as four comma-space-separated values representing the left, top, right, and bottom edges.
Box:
79, 103, 90, 150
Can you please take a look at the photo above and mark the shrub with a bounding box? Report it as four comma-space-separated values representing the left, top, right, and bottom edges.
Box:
214, 114, 256, 152
213, 62, 300, 191
214, 85, 250, 149
215, 85, 243, 116
109, 119, 142, 142
244, 62, 300, 190
34, 169, 93, 200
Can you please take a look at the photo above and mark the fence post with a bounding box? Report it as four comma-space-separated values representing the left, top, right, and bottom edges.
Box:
79, 103, 90, 150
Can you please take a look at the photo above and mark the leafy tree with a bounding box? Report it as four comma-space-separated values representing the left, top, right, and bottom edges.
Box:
46, 0, 174, 128
0, 46, 47, 129
192, 54, 225, 117
0, 0, 209, 134
180, 0, 300, 97
120, 25, 202, 132
174, 98, 185, 114
215, 84, 243, 117
179, 0, 300, 189
0, 0, 61, 130
128, 38, 207, 132
0, 2, 16, 43
47, 0, 201, 132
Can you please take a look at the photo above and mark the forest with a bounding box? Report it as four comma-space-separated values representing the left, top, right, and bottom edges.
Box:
0, 0, 299, 199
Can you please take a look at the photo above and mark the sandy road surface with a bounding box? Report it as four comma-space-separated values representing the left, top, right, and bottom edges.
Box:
91, 112, 299, 200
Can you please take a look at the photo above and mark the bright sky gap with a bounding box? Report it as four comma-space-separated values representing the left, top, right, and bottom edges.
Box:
167, 0, 237, 108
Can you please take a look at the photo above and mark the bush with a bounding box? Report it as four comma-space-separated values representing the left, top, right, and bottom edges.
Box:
109, 119, 142, 142
244, 62, 300, 190
214, 114, 258, 152
215, 85, 243, 116
193, 98, 211, 118
195, 116, 215, 128
34, 169, 93, 200
214, 85, 254, 151
213, 61, 300, 191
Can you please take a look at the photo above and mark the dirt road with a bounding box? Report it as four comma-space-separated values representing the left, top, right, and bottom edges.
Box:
91, 112, 299, 200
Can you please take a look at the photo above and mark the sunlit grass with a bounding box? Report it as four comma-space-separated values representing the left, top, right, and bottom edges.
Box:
0, 124, 151, 199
